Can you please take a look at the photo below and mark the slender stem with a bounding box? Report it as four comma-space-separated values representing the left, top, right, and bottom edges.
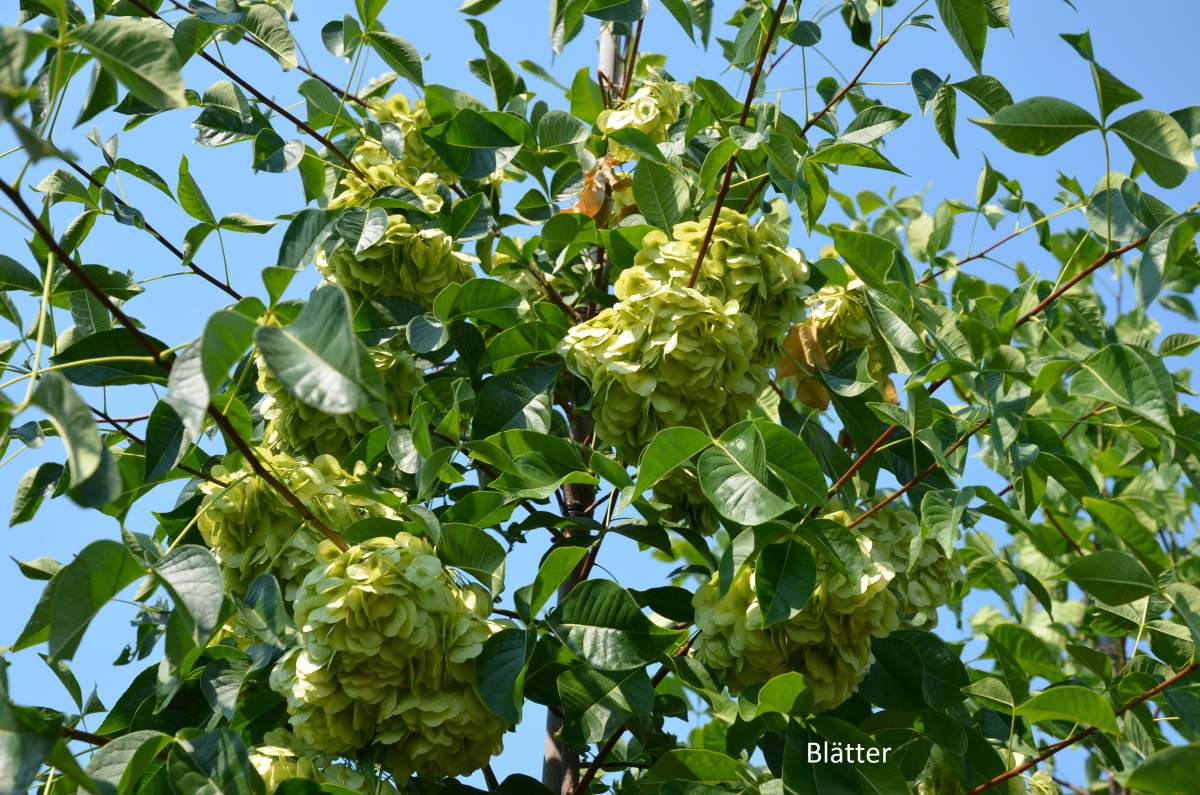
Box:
918, 202, 1084, 285
92, 406, 226, 487
166, 0, 367, 107
827, 235, 1150, 505
686, 0, 790, 289
61, 158, 242, 300
966, 662, 1199, 794
526, 261, 582, 322
127, 0, 367, 182
846, 417, 989, 529
0, 177, 348, 552
573, 634, 698, 794
742, 31, 893, 213
618, 19, 644, 101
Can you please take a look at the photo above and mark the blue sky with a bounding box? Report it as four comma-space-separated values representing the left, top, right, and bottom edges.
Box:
1, 0, 1197, 788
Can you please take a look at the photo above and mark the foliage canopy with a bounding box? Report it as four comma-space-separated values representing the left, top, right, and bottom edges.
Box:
1, 1, 1199, 794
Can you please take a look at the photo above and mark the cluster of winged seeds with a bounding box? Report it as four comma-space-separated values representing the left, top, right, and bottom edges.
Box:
597, 75, 692, 161
559, 207, 809, 459
197, 450, 403, 598
257, 340, 423, 461
268, 534, 505, 778
691, 505, 959, 711
197, 92, 510, 784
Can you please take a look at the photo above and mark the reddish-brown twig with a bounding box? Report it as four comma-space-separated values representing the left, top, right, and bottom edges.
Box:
91, 406, 226, 487
827, 237, 1148, 504
618, 19, 645, 101
686, 0, 790, 289
128, 0, 366, 181
0, 178, 348, 552
966, 662, 1199, 794
574, 633, 698, 794
166, 0, 367, 107
62, 159, 242, 301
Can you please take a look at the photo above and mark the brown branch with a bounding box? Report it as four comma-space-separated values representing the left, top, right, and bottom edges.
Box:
61, 725, 111, 747
740, 32, 892, 214
91, 405, 227, 487
847, 417, 989, 529
827, 237, 1148, 505
685, 0, 790, 289
0, 177, 348, 553
1016, 236, 1147, 328
167, 0, 367, 108
966, 662, 1199, 794
127, 0, 367, 182
62, 158, 242, 301
618, 18, 645, 101
484, 763, 501, 791
573, 633, 697, 794
525, 261, 583, 322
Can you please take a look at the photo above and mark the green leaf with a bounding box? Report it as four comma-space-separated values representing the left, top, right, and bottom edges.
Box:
841, 105, 911, 145
971, 96, 1099, 155
423, 108, 522, 179
626, 427, 712, 511
242, 5, 296, 70
932, 85, 959, 157
437, 523, 506, 596
471, 365, 559, 439
49, 328, 167, 386
475, 627, 527, 724
515, 545, 588, 621
755, 539, 816, 627
154, 545, 223, 646
1109, 109, 1198, 189
177, 155, 216, 225
1016, 685, 1119, 734
252, 129, 304, 173
1139, 214, 1200, 309
256, 284, 377, 415
0, 254, 42, 292
143, 400, 188, 482
10, 462, 64, 526
166, 728, 258, 795
85, 730, 173, 793
754, 671, 814, 717
953, 74, 1013, 113
558, 666, 654, 744
365, 31, 424, 87
548, 580, 685, 670
69, 18, 186, 109
49, 539, 143, 660
1064, 550, 1157, 605
935, 0, 988, 72
643, 750, 747, 786
538, 109, 589, 149
809, 142, 905, 173
632, 160, 690, 231
1069, 343, 1177, 432
698, 424, 795, 526
31, 372, 105, 488
1127, 744, 1200, 795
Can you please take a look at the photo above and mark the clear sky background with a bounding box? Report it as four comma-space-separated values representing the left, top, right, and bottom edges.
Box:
1, 0, 1197, 789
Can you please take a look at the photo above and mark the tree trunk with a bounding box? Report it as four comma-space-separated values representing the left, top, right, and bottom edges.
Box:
541, 20, 624, 795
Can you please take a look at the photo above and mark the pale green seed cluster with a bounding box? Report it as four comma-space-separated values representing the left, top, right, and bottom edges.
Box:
651, 467, 723, 535
366, 93, 446, 179
257, 342, 424, 461
269, 534, 506, 780
598, 77, 691, 160
691, 532, 900, 711
318, 215, 474, 309
328, 140, 446, 214
197, 451, 403, 597
560, 263, 760, 457
559, 208, 807, 457
634, 207, 810, 345
829, 506, 962, 629
250, 728, 401, 794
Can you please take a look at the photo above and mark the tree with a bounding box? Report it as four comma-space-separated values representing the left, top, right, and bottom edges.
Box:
0, 0, 1198, 793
